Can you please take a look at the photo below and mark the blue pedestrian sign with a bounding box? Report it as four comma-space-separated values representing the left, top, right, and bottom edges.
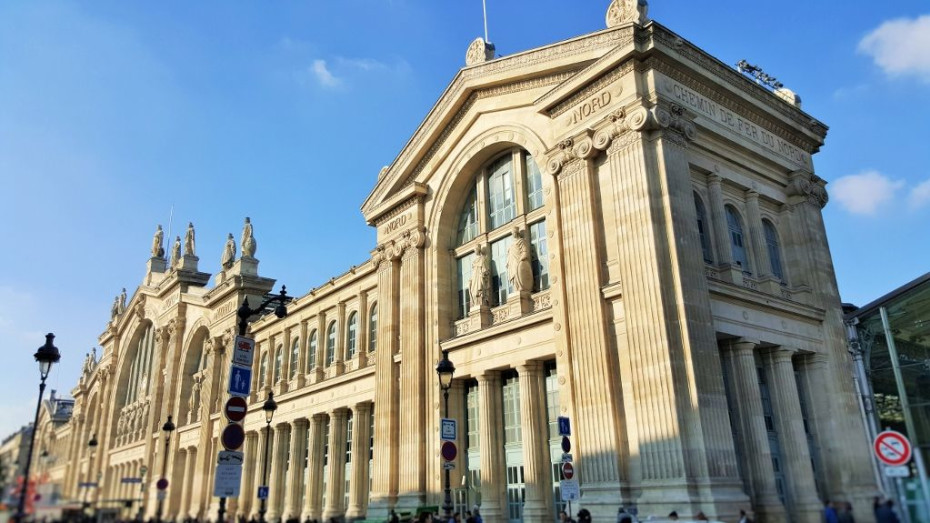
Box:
558, 416, 571, 436
257, 486, 269, 500
228, 366, 252, 397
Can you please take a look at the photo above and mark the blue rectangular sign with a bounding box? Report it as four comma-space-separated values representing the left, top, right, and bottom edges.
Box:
257, 486, 269, 500
558, 416, 571, 437
228, 366, 252, 397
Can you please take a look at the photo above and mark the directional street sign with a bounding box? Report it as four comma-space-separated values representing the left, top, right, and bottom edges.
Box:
228, 366, 252, 397
221, 423, 246, 451
120, 477, 143, 484
443, 462, 456, 470
225, 396, 248, 423
232, 336, 256, 368
257, 486, 269, 500
218, 450, 244, 465
560, 479, 580, 501
440, 418, 457, 442
558, 416, 571, 437
874, 430, 912, 467
79, 482, 99, 488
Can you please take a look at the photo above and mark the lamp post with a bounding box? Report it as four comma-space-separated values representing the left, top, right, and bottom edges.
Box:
257, 392, 277, 523
84, 434, 98, 521
15, 333, 60, 523
435, 350, 456, 520
155, 416, 175, 523
137, 465, 148, 522
237, 286, 289, 337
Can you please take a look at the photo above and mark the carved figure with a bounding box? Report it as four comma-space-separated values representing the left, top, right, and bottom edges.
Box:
151, 225, 165, 258
241, 217, 257, 258
507, 227, 534, 294
221, 233, 236, 268
468, 245, 490, 309
171, 236, 182, 268
110, 296, 120, 320
465, 37, 495, 66
184, 222, 196, 256
606, 0, 648, 27
118, 288, 127, 314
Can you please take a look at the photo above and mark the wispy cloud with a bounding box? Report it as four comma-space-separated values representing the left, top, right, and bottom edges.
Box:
909, 179, 930, 210
831, 170, 905, 215
858, 14, 930, 83
310, 59, 341, 88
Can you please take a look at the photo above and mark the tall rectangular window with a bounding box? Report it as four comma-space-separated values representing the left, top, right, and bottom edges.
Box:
491, 237, 513, 306
457, 253, 475, 319
525, 154, 544, 211
529, 220, 550, 291
307, 331, 317, 371
488, 156, 515, 230
466, 384, 480, 450
502, 375, 522, 444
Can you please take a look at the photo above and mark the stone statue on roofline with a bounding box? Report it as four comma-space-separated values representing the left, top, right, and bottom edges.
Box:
151, 224, 165, 259
118, 288, 127, 314
221, 233, 236, 269
241, 217, 257, 258
171, 236, 182, 268
184, 222, 196, 256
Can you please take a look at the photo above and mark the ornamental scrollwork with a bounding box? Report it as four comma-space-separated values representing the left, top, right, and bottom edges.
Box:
787, 171, 829, 209
371, 226, 428, 268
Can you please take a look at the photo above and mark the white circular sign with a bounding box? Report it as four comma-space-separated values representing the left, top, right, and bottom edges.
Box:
874, 430, 912, 467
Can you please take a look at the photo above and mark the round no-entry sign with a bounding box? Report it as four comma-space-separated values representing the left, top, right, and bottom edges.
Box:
874, 430, 912, 467
221, 423, 246, 451
225, 396, 248, 423
562, 462, 575, 480
441, 441, 457, 462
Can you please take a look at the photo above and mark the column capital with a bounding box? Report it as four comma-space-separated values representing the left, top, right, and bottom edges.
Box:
291, 418, 309, 429
762, 346, 797, 363
330, 407, 349, 420
516, 361, 544, 377
729, 338, 760, 353
476, 370, 501, 386
745, 188, 760, 200
353, 401, 372, 416
707, 172, 723, 185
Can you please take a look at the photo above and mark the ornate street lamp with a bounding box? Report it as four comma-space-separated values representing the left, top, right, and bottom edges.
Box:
155, 416, 175, 523
15, 334, 60, 523
258, 392, 277, 523
435, 350, 456, 519
237, 286, 289, 336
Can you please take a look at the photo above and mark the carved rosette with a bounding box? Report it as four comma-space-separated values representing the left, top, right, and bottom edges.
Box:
787, 171, 829, 208
606, 0, 649, 28
465, 37, 496, 66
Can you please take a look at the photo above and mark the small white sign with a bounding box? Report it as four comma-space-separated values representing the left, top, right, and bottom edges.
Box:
560, 479, 580, 501
443, 462, 456, 470
232, 336, 256, 368
561, 453, 573, 463
440, 418, 457, 442
213, 460, 243, 498
885, 466, 910, 478
218, 450, 244, 465
156, 491, 167, 501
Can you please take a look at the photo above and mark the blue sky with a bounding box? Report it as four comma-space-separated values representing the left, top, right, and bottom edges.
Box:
1, 0, 928, 437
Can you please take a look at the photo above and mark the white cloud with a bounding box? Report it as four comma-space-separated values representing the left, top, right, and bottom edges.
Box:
908, 179, 930, 210
831, 170, 905, 215
310, 59, 341, 88
858, 15, 930, 82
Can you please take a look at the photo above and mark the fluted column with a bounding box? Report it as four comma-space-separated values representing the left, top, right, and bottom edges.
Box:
477, 372, 505, 520
356, 293, 369, 368
182, 447, 197, 518
707, 173, 733, 266
744, 190, 770, 278
762, 349, 822, 522
266, 423, 289, 522
721, 340, 785, 521
398, 241, 426, 507
346, 402, 372, 519
303, 414, 326, 521
369, 250, 401, 517
517, 362, 554, 521
323, 409, 349, 520
240, 433, 258, 517
284, 420, 308, 520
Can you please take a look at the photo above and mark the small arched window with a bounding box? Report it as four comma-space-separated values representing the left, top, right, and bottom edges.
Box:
258, 351, 268, 387
368, 304, 378, 353
274, 345, 283, 383
763, 220, 784, 281
346, 312, 358, 359
694, 193, 713, 263
726, 205, 750, 273
326, 321, 337, 366
307, 330, 318, 371
290, 336, 300, 379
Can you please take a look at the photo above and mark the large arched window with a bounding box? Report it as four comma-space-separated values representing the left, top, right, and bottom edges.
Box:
763, 220, 785, 281
290, 336, 300, 379
346, 312, 358, 359
326, 321, 337, 366
274, 345, 283, 383
125, 324, 156, 405
694, 193, 713, 263
453, 149, 550, 320
258, 351, 268, 387
307, 330, 318, 371
368, 304, 378, 353
726, 205, 750, 273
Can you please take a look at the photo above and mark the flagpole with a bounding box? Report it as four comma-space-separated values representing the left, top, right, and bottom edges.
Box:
482, 0, 489, 42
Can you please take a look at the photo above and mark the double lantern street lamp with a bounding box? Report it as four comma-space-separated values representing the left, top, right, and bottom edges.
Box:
155, 416, 175, 523
258, 392, 278, 523
15, 334, 61, 523
436, 350, 456, 520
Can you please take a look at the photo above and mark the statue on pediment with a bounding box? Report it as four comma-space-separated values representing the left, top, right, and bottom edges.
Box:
606, 0, 648, 27
118, 288, 127, 315
171, 236, 182, 268
468, 245, 490, 309
221, 233, 236, 269
151, 224, 165, 259
184, 222, 196, 256
241, 217, 257, 258
507, 227, 534, 294
110, 296, 120, 320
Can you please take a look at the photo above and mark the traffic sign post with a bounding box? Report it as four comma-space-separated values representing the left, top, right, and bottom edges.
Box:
156, 478, 169, 491
224, 396, 248, 423
227, 366, 252, 397
441, 441, 458, 462
213, 452, 244, 498
257, 486, 269, 500
562, 462, 574, 480
221, 423, 246, 451
232, 336, 256, 367
440, 418, 457, 442
874, 430, 913, 467
558, 416, 571, 437
560, 479, 580, 501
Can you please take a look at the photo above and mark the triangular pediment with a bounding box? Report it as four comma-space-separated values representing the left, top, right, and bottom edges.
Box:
361, 26, 636, 225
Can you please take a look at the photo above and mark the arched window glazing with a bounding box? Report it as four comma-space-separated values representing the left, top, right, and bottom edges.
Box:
694, 194, 713, 263
346, 312, 358, 359
259, 352, 268, 387
763, 220, 784, 280
326, 322, 337, 366
290, 336, 299, 379
308, 330, 318, 371
726, 206, 750, 272
274, 345, 283, 383
368, 304, 378, 353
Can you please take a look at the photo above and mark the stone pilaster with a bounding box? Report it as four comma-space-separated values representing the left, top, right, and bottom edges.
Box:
761, 349, 822, 523
281, 329, 292, 390
303, 414, 326, 521
744, 190, 770, 278
707, 173, 733, 267
297, 321, 309, 387
346, 402, 372, 519
314, 313, 326, 382
266, 423, 290, 522
398, 237, 427, 508
284, 419, 308, 520
239, 433, 258, 517
517, 362, 554, 521
334, 301, 346, 376
477, 372, 505, 520
357, 293, 369, 368
323, 408, 349, 520
368, 246, 402, 518
182, 447, 197, 518
721, 340, 785, 522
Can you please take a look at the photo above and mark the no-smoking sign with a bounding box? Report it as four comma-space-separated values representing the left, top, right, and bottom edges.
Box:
874, 430, 912, 467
